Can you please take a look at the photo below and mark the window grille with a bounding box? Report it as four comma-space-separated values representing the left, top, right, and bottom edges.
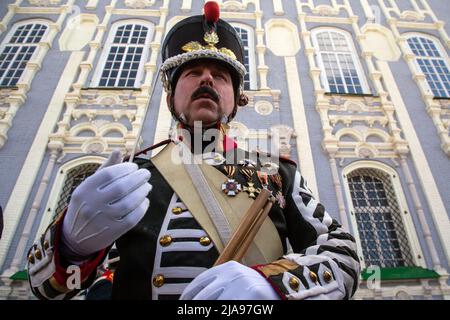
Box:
98, 23, 150, 88
233, 26, 252, 90
347, 168, 414, 268
54, 164, 100, 217
0, 23, 47, 86
313, 29, 366, 94
407, 36, 450, 98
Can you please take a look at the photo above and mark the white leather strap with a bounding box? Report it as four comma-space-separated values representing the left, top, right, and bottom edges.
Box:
177, 141, 231, 246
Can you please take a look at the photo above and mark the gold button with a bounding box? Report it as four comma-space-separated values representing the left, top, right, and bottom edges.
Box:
153, 274, 165, 287
159, 235, 173, 247
289, 276, 300, 292
309, 271, 318, 283
43, 240, 50, 250
199, 236, 211, 246
323, 271, 333, 283
35, 249, 42, 260
28, 254, 35, 264
172, 207, 183, 215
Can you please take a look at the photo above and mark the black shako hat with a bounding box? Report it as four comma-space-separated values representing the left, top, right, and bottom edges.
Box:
160, 1, 247, 100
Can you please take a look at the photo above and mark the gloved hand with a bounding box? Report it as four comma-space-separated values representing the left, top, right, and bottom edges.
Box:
180, 261, 280, 300
61, 149, 151, 259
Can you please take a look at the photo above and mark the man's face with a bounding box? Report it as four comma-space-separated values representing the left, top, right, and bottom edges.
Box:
168, 60, 235, 127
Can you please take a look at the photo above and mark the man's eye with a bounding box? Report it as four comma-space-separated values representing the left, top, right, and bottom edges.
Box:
214, 74, 227, 81
186, 70, 200, 76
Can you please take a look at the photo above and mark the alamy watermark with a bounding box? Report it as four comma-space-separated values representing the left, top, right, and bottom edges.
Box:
66, 265, 81, 290
365, 265, 381, 290
168, 121, 281, 171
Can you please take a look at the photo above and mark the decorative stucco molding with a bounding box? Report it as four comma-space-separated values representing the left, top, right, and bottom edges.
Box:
28, 0, 61, 6
254, 100, 273, 115
220, 0, 256, 12
49, 89, 141, 156
82, 139, 107, 154
312, 5, 338, 17
124, 0, 155, 9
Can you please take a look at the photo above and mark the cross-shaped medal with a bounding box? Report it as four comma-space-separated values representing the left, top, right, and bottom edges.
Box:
221, 165, 242, 197
222, 179, 242, 196
242, 182, 261, 199
240, 168, 261, 199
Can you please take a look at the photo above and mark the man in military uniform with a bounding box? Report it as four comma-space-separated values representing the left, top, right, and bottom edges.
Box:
27, 2, 360, 300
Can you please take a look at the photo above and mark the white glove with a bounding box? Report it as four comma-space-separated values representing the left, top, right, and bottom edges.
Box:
180, 261, 280, 300
61, 150, 152, 259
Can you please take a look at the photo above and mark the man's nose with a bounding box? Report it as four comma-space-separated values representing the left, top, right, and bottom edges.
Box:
199, 70, 214, 87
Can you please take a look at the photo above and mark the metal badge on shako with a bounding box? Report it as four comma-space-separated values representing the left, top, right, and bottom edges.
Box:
221, 165, 242, 197
202, 152, 226, 166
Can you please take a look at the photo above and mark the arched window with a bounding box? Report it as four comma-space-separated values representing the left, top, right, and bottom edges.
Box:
312, 28, 368, 94
93, 20, 154, 88
346, 167, 414, 268
36, 157, 106, 240
0, 21, 49, 86
54, 163, 100, 217
406, 34, 450, 98
231, 23, 256, 90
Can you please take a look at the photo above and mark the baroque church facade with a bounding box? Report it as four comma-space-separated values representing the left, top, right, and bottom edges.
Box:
0, 0, 449, 299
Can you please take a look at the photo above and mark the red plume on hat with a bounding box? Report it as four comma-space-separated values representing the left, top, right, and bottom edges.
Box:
204, 1, 220, 23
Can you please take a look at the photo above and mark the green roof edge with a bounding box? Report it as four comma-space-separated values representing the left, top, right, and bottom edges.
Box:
9, 270, 28, 281
361, 266, 440, 281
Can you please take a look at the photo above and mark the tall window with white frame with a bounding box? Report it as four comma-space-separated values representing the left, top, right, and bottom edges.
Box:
312, 28, 368, 95
94, 21, 153, 88
0, 21, 48, 87
232, 24, 256, 90
347, 168, 414, 268
406, 34, 450, 98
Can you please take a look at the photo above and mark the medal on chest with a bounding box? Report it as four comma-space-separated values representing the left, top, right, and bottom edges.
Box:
270, 173, 286, 209
239, 167, 261, 199
221, 165, 242, 197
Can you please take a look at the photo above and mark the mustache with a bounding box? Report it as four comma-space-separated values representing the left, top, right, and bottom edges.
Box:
191, 86, 220, 103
